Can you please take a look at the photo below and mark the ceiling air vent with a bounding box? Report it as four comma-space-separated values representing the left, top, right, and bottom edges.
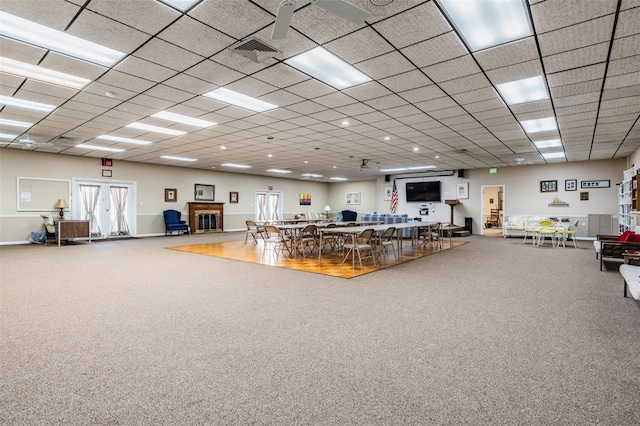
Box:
229, 37, 281, 63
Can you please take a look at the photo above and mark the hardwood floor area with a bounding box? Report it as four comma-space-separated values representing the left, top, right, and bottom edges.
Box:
169, 237, 466, 279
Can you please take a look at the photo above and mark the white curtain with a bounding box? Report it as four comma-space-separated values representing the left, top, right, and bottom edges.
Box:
257, 193, 267, 222
80, 184, 101, 236
269, 193, 280, 221
110, 186, 130, 236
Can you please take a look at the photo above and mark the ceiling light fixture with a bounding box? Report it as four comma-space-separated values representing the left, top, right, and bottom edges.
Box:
533, 139, 562, 149
0, 11, 126, 67
151, 111, 217, 128
160, 155, 197, 162
126, 122, 186, 136
0, 57, 91, 89
0, 118, 33, 128
330, 177, 348, 181
75, 143, 125, 153
542, 152, 565, 159
0, 95, 55, 112
221, 163, 251, 169
266, 169, 292, 174
202, 88, 278, 113
496, 76, 548, 105
342, 120, 350, 126
285, 46, 372, 90
157, 0, 200, 11
520, 117, 557, 134
97, 135, 152, 145
383, 136, 390, 141
380, 165, 436, 172
302, 173, 323, 178
0, 133, 18, 139
436, 0, 532, 52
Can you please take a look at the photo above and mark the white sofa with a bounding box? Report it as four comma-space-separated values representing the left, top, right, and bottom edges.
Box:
618, 264, 640, 299
503, 215, 549, 237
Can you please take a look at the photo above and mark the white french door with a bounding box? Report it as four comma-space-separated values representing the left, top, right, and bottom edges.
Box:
256, 190, 282, 222
72, 178, 137, 238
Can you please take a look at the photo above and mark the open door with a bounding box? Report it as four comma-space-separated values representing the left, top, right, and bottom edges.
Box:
481, 185, 504, 237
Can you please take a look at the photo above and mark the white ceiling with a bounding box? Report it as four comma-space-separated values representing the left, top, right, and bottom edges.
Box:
1, 0, 639, 181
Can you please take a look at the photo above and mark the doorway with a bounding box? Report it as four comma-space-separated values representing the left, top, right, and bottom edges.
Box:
481, 185, 504, 237
255, 190, 283, 222
72, 178, 137, 239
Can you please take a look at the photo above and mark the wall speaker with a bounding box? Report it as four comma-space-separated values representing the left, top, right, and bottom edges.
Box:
385, 174, 391, 182
458, 169, 464, 178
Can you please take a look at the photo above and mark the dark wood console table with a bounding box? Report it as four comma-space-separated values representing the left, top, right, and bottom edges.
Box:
57, 220, 91, 247
187, 202, 224, 233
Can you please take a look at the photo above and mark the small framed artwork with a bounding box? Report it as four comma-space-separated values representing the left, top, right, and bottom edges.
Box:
565, 179, 577, 191
383, 186, 392, 201
165, 188, 177, 202
581, 180, 610, 188
540, 180, 557, 192
346, 192, 361, 205
456, 182, 469, 199
580, 192, 589, 201
102, 169, 112, 177
229, 192, 239, 203
299, 193, 311, 205
194, 183, 214, 201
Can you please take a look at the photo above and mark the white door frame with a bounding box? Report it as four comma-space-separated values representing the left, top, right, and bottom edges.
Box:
480, 184, 505, 236
72, 177, 137, 238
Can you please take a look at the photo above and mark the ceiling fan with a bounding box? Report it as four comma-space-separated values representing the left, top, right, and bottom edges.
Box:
272, 0, 369, 40
5, 134, 57, 150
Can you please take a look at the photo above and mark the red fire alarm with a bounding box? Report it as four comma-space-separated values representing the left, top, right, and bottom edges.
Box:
102, 158, 113, 167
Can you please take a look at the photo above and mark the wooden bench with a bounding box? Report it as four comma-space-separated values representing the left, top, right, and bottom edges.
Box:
618, 264, 640, 299
599, 241, 640, 271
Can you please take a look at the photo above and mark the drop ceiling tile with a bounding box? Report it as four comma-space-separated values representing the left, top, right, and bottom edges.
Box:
372, 1, 452, 49
84, 81, 137, 102
162, 74, 217, 95
601, 84, 640, 101
325, 27, 394, 63
314, 92, 358, 109
378, 70, 434, 93
531, 0, 616, 34
542, 42, 610, 74
381, 104, 423, 119
68, 9, 150, 54
259, 90, 305, 107
225, 77, 278, 97
415, 97, 459, 113
188, 0, 273, 39
334, 102, 376, 117
286, 101, 327, 115
604, 72, 640, 90
184, 60, 244, 86
611, 34, 640, 60
158, 16, 235, 58
128, 94, 175, 110
401, 32, 467, 68
474, 37, 539, 71
537, 15, 616, 56
252, 64, 309, 89
550, 80, 602, 98
364, 94, 407, 111
343, 82, 392, 102
616, 6, 640, 38
486, 60, 544, 85
608, 56, 640, 77
143, 84, 193, 103
398, 85, 446, 103
97, 70, 157, 93
464, 99, 506, 114
510, 100, 554, 115
423, 55, 481, 83
547, 63, 607, 87
355, 51, 416, 80
132, 41, 205, 74
439, 73, 492, 95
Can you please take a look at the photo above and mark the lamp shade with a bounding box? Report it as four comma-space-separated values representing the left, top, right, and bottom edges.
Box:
54, 198, 69, 209
323, 205, 331, 212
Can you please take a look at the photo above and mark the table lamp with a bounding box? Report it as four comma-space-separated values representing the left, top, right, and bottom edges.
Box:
323, 205, 331, 220
54, 198, 69, 220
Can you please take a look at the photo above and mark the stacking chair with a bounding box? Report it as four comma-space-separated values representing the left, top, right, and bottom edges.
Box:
262, 225, 292, 259
318, 223, 338, 253
244, 220, 264, 244
536, 220, 558, 246
523, 220, 539, 245
341, 228, 376, 269
418, 222, 442, 249
374, 226, 397, 263
558, 219, 579, 248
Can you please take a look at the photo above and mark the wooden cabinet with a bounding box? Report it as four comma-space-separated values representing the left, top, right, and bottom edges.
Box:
187, 202, 224, 233
57, 220, 91, 246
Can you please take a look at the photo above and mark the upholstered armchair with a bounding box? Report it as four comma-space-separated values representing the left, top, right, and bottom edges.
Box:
163, 209, 190, 236
341, 210, 358, 221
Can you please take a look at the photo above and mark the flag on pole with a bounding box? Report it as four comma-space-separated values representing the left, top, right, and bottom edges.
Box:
390, 179, 398, 213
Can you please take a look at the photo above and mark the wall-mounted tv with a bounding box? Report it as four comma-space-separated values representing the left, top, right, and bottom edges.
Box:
406, 181, 441, 202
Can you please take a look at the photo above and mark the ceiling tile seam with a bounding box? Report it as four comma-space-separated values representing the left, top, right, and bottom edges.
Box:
588, 0, 623, 159
533, 10, 617, 36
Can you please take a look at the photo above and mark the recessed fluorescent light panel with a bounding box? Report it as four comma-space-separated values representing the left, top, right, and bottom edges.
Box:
0, 11, 126, 67
97, 135, 152, 145
157, 0, 200, 11
151, 111, 217, 128
542, 152, 565, 159
0, 57, 91, 89
125, 122, 186, 136
202, 88, 277, 113
266, 169, 292, 174
221, 163, 251, 169
302, 173, 323, 178
0, 95, 55, 112
285, 46, 372, 90
0, 118, 33, 128
436, 0, 532, 51
0, 133, 18, 139
160, 155, 197, 162
75, 144, 124, 153
534, 139, 562, 149
496, 76, 548, 105
330, 177, 348, 181
380, 166, 436, 172
520, 117, 557, 134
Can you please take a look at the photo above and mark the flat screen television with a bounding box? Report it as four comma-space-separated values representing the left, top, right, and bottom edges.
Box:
406, 181, 441, 202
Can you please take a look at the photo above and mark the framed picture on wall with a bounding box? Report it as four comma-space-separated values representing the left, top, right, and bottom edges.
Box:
165, 188, 177, 202
565, 179, 577, 191
383, 186, 392, 201
346, 192, 360, 205
540, 180, 557, 192
229, 192, 238, 203
456, 182, 469, 199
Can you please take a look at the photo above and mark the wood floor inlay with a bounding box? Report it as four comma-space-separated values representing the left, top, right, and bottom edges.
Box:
169, 238, 465, 279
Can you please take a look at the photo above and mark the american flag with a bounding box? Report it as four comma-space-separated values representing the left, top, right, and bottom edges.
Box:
390, 179, 398, 213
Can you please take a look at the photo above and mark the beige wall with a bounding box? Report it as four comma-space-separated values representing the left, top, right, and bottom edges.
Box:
0, 148, 628, 243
